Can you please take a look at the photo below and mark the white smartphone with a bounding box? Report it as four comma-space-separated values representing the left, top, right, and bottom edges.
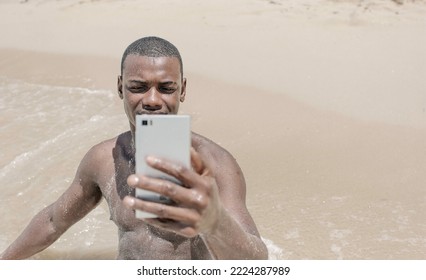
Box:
135, 114, 191, 219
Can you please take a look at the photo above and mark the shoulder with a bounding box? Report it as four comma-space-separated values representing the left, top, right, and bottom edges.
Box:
77, 132, 130, 178
191, 132, 244, 179
192, 132, 234, 162
84, 131, 131, 162
83, 136, 118, 164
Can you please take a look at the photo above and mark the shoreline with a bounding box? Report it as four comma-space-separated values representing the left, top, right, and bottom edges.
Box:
1, 1, 426, 129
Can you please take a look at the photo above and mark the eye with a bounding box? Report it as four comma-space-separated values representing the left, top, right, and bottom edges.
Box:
127, 85, 148, 93
159, 87, 176, 94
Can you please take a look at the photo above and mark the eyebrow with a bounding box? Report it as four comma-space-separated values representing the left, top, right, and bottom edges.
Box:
159, 81, 178, 86
126, 80, 177, 85
127, 79, 147, 84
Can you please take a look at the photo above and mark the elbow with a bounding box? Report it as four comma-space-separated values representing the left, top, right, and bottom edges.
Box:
39, 207, 66, 247
46, 217, 66, 245
255, 238, 269, 260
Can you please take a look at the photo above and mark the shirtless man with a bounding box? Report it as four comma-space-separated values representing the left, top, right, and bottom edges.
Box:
0, 36, 268, 260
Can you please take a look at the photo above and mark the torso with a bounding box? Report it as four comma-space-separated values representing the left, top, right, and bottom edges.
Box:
92, 131, 214, 259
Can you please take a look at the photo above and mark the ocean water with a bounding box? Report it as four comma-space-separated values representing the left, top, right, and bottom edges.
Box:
2, 76, 426, 260
0, 77, 125, 259
0, 77, 283, 259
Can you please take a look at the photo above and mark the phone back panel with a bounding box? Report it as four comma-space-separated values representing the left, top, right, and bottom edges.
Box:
134, 114, 190, 218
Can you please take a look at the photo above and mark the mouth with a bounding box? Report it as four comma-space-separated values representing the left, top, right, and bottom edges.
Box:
135, 111, 168, 115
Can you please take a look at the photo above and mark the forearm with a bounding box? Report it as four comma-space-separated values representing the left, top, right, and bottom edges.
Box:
0, 205, 63, 260
201, 210, 268, 260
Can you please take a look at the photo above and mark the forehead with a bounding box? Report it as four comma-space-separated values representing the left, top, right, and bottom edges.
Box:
122, 55, 181, 79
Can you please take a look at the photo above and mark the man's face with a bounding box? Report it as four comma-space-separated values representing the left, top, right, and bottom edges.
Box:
118, 55, 186, 132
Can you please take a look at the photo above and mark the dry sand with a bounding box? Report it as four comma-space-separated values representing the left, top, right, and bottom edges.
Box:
1, 0, 426, 259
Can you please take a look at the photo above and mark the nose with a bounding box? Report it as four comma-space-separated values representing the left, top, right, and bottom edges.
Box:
142, 88, 163, 111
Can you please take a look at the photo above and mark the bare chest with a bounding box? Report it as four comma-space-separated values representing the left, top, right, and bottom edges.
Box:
96, 157, 141, 231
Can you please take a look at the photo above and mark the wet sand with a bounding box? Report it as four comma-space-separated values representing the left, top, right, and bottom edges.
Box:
1, 0, 426, 259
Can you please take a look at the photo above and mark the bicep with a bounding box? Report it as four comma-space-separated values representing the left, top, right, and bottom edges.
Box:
51, 181, 102, 232
51, 151, 103, 232
213, 151, 261, 237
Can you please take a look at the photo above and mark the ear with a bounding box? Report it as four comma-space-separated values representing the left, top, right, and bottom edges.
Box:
117, 75, 123, 99
180, 77, 187, 102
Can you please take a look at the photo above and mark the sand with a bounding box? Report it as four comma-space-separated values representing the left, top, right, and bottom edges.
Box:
1, 0, 426, 259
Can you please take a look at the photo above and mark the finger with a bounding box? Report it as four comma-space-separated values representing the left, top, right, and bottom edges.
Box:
124, 196, 200, 225
146, 156, 207, 191
131, 175, 209, 209
141, 176, 182, 204
127, 174, 139, 187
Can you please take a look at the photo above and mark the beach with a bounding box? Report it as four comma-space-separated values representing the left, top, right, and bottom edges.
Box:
1, 0, 426, 259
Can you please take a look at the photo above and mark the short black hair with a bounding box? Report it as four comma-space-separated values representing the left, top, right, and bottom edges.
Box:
120, 36, 183, 77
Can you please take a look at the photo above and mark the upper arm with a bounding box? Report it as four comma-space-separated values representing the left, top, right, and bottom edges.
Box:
209, 147, 261, 238
50, 146, 103, 233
